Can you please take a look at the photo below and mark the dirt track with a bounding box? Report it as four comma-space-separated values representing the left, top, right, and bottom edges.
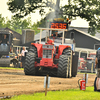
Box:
0, 69, 96, 97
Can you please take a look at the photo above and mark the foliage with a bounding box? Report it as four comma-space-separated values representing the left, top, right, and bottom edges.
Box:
31, 21, 40, 35
61, 0, 100, 35
5, 87, 100, 100
9, 16, 32, 34
0, 14, 40, 34
0, 14, 6, 28
7, 0, 100, 35
7, 0, 55, 18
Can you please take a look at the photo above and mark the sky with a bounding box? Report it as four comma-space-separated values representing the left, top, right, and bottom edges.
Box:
0, 0, 89, 27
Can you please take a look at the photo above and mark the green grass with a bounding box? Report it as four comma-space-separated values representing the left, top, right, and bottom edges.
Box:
0, 67, 24, 70
5, 87, 100, 100
78, 72, 96, 74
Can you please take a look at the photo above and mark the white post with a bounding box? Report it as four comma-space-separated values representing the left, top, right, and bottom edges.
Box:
62, 30, 65, 44
46, 30, 49, 42
17, 47, 18, 54
40, 29, 42, 44
79, 51, 81, 59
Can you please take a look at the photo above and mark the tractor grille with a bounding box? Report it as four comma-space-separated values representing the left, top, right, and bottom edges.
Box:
43, 49, 52, 58
42, 45, 53, 58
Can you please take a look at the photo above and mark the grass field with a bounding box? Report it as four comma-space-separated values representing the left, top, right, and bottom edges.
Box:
4, 87, 100, 100
0, 67, 24, 70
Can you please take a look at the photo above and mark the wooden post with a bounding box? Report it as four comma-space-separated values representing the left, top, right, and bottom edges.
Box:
45, 75, 49, 96
85, 73, 87, 90
91, 62, 93, 73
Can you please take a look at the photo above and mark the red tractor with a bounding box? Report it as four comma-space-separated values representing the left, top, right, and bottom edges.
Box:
24, 21, 78, 78
24, 28, 78, 78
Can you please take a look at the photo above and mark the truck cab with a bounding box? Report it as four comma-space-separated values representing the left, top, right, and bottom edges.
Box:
0, 30, 13, 57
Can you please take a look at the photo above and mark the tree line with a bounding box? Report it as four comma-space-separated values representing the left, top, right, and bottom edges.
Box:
0, 14, 41, 34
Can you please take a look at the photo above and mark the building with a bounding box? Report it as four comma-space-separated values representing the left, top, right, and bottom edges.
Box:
65, 29, 100, 49
0, 27, 22, 40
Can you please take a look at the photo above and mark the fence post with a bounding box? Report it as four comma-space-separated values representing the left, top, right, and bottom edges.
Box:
45, 75, 49, 96
91, 61, 93, 73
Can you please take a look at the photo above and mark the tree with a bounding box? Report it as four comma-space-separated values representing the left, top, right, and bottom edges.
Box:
0, 13, 41, 34
7, 0, 55, 17
9, 16, 32, 34
0, 14, 6, 28
7, 0, 100, 35
61, 0, 100, 35
4, 17, 11, 28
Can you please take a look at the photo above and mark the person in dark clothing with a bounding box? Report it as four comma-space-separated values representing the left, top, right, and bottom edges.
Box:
95, 47, 100, 77
95, 47, 100, 89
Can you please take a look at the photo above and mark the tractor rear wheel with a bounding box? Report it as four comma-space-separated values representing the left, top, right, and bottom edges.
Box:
24, 52, 36, 75
57, 55, 68, 78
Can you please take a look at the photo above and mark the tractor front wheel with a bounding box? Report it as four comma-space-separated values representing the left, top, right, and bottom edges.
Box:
62, 48, 72, 78
24, 52, 36, 75
29, 46, 37, 56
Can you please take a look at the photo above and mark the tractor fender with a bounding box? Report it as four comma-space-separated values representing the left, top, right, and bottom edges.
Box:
31, 43, 42, 57
58, 45, 71, 57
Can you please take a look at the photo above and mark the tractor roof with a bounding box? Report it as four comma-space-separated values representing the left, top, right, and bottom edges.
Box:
0, 30, 13, 35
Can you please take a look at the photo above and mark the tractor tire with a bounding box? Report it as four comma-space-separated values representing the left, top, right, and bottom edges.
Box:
62, 48, 72, 78
29, 46, 37, 56
62, 48, 71, 56
57, 55, 68, 78
24, 52, 36, 75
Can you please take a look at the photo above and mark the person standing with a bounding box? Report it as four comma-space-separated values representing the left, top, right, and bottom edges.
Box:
20, 47, 28, 68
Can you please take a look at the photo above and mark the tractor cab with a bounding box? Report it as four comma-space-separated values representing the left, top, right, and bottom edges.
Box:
0, 30, 13, 57
0, 30, 19, 67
